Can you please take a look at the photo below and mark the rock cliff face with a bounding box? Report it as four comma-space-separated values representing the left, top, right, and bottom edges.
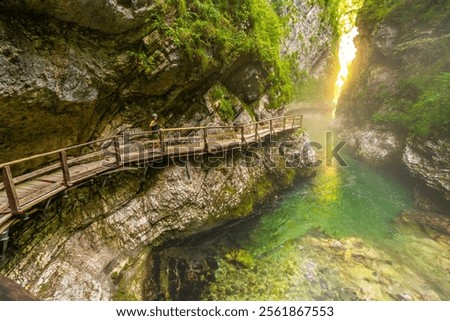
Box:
335, 0, 449, 212
0, 1, 337, 300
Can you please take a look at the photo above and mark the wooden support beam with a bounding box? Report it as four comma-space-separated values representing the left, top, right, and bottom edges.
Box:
2, 166, 20, 215
59, 151, 72, 187
291, 115, 296, 129
255, 123, 259, 141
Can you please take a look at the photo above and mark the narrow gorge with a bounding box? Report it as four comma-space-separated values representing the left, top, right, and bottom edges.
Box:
0, 0, 448, 302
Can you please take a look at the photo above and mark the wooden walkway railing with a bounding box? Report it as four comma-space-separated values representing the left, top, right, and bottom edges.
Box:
0, 115, 302, 235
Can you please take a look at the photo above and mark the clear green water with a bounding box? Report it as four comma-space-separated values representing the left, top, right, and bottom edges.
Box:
247, 155, 413, 257
158, 112, 450, 301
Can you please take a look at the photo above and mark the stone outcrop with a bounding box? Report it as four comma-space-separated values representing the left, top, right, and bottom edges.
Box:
1, 0, 154, 34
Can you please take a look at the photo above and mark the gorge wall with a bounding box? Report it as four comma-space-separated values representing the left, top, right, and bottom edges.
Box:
0, 1, 339, 300
336, 0, 449, 213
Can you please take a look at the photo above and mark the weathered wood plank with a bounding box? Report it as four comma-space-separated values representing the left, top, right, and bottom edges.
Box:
20, 186, 67, 212
19, 182, 64, 207
0, 213, 12, 226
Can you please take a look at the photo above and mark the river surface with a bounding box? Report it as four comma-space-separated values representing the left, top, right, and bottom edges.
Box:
151, 110, 450, 301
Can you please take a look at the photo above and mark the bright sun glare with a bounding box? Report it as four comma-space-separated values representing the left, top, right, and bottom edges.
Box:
333, 0, 362, 113
333, 26, 359, 105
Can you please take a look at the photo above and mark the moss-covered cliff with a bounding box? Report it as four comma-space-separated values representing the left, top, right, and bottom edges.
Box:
336, 0, 449, 211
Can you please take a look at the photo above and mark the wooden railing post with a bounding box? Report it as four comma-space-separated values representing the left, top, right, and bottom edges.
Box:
2, 166, 20, 215
203, 128, 208, 151
291, 115, 296, 129
113, 136, 122, 166
255, 123, 259, 140
240, 126, 246, 146
269, 119, 274, 135
59, 150, 72, 187
283, 117, 286, 131
159, 131, 165, 153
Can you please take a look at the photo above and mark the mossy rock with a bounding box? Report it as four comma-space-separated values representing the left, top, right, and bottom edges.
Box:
224, 249, 255, 269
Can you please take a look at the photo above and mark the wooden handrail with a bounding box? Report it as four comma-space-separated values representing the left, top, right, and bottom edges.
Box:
0, 116, 297, 170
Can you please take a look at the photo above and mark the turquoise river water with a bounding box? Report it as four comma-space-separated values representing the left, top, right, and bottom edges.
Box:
153, 111, 449, 301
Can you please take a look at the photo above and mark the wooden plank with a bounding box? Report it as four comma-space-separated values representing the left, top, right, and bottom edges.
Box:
15, 184, 41, 193
13, 163, 61, 185
19, 182, 64, 207
20, 186, 67, 212
67, 150, 103, 165
0, 205, 10, 215
23, 181, 52, 190
0, 213, 12, 226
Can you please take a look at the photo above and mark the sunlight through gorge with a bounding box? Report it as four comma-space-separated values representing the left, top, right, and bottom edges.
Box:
332, 0, 363, 118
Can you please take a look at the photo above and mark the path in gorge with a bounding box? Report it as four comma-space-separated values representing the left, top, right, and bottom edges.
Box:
148, 109, 450, 301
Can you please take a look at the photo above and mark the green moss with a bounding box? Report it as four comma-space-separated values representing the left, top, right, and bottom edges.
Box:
225, 249, 255, 269
360, 0, 449, 32
132, 0, 309, 109
373, 72, 450, 139
209, 84, 235, 121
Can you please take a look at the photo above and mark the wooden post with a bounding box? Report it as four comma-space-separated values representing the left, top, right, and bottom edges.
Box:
240, 126, 246, 146
113, 136, 121, 166
291, 115, 296, 129
2, 166, 20, 215
203, 128, 208, 151
255, 123, 259, 140
270, 119, 274, 135
283, 117, 286, 131
59, 150, 72, 186
159, 131, 165, 153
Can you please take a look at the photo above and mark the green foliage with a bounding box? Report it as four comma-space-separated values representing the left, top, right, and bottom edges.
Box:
133, 0, 303, 108
127, 50, 157, 74
210, 85, 235, 121
358, 0, 398, 28
317, 0, 341, 40
360, 0, 449, 31
373, 73, 450, 138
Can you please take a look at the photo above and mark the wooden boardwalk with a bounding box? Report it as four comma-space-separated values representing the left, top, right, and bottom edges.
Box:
0, 116, 302, 235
